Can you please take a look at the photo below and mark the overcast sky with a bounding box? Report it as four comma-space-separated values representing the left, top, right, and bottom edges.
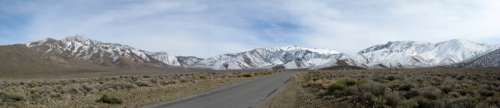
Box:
1, 0, 500, 57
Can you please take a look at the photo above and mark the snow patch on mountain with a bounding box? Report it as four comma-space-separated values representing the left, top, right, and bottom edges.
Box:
357, 39, 496, 68
149, 52, 180, 66
462, 48, 500, 67
26, 36, 179, 66
22, 36, 499, 70
186, 46, 353, 70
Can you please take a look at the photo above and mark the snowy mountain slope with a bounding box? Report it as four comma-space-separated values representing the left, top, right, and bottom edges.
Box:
26, 36, 178, 67
21, 36, 498, 70
186, 46, 355, 70
176, 56, 204, 67
357, 39, 496, 68
149, 52, 181, 66
460, 48, 500, 68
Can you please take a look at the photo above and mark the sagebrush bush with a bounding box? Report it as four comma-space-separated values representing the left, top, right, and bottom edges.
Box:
399, 85, 414, 92
419, 87, 442, 100
0, 92, 24, 102
240, 73, 254, 78
299, 68, 500, 108
96, 95, 123, 104
0, 71, 274, 108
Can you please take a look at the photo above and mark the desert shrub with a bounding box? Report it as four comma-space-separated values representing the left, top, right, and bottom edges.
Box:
240, 73, 253, 78
419, 87, 442, 100
159, 80, 176, 86
199, 76, 207, 79
404, 90, 420, 99
286, 68, 500, 108
323, 82, 347, 97
416, 98, 444, 108
373, 76, 387, 83
304, 79, 334, 90
81, 85, 96, 93
478, 89, 495, 97
63, 86, 82, 95
398, 83, 414, 91
385, 92, 401, 107
322, 79, 364, 97
0, 72, 254, 108
456, 75, 466, 80
344, 79, 358, 86
142, 75, 151, 78
254, 72, 273, 76
179, 79, 189, 83
0, 92, 24, 102
96, 95, 122, 104
149, 79, 159, 84
445, 98, 478, 108
359, 81, 386, 96
386, 76, 397, 81
400, 99, 418, 108
102, 82, 137, 90
368, 96, 385, 108
321, 79, 392, 107
457, 89, 475, 97
134, 81, 153, 87
440, 86, 453, 94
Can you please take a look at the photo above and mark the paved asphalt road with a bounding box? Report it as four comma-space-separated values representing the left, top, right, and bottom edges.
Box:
147, 71, 296, 108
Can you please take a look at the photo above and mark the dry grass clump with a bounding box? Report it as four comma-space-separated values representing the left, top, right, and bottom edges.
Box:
0, 71, 274, 108
265, 68, 500, 108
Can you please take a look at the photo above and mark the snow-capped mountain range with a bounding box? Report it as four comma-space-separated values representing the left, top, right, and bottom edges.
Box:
357, 39, 497, 68
185, 46, 354, 70
26, 36, 173, 67
22, 36, 500, 69
460, 48, 500, 68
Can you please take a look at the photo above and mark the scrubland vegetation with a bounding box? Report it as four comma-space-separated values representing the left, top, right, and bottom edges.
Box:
0, 71, 273, 108
264, 68, 500, 108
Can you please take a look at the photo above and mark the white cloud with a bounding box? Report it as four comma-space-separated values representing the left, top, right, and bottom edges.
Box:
10, 0, 500, 56
22, 0, 287, 57
283, 0, 500, 53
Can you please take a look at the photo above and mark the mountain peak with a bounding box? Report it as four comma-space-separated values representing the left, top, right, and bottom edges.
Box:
25, 35, 170, 66
436, 39, 490, 50
197, 45, 349, 70
448, 38, 466, 42
62, 35, 93, 42
20, 36, 499, 69
359, 40, 429, 54
277, 46, 340, 55
386, 40, 431, 46
440, 39, 476, 44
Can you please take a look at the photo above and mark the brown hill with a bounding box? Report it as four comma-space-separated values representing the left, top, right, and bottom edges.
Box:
0, 45, 115, 78
0, 44, 199, 79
